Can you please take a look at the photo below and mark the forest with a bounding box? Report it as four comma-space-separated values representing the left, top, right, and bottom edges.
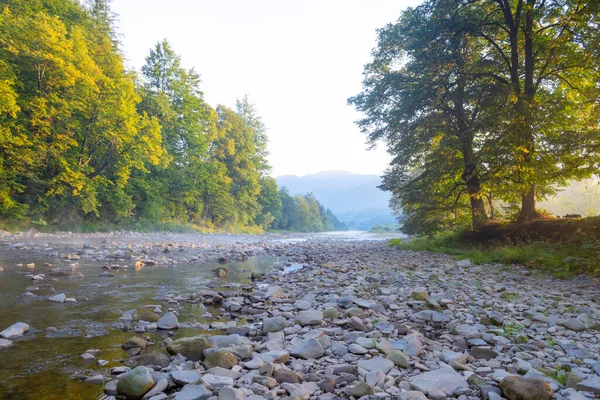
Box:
350, 0, 600, 235
0, 0, 345, 233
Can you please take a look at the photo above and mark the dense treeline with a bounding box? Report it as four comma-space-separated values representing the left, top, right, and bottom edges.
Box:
273, 188, 347, 232
0, 0, 343, 232
351, 0, 600, 235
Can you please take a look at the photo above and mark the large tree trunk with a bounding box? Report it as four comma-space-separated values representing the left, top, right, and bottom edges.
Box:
461, 139, 487, 229
518, 0, 538, 221
519, 185, 537, 221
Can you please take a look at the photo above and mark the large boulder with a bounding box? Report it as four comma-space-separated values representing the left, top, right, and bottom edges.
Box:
204, 350, 238, 369
167, 336, 211, 361
116, 366, 154, 398
499, 376, 553, 400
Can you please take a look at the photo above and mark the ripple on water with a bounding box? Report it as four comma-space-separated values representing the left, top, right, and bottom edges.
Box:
0, 253, 283, 399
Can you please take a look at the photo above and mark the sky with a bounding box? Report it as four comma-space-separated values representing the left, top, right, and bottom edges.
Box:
111, 0, 420, 177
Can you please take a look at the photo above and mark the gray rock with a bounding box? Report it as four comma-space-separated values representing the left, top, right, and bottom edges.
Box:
0, 339, 13, 349
357, 358, 394, 374
170, 369, 202, 385
201, 374, 234, 389
295, 310, 323, 326
409, 363, 469, 395
386, 350, 410, 368
117, 366, 155, 398
156, 311, 179, 330
0, 322, 30, 339
560, 318, 587, 331
167, 336, 211, 361
218, 387, 245, 400
290, 338, 324, 359
576, 376, 600, 395
174, 384, 212, 400
48, 293, 66, 303
262, 317, 286, 333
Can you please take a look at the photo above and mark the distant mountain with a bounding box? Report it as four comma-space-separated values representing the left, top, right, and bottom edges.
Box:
276, 170, 397, 230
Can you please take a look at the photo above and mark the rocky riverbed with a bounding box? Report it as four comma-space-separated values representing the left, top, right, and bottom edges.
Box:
0, 231, 599, 400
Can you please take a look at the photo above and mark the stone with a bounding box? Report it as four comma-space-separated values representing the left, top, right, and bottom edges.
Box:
404, 335, 423, 357
201, 374, 234, 389
116, 366, 155, 398
357, 358, 394, 374
323, 307, 339, 319
411, 290, 428, 301
400, 391, 428, 400
0, 322, 30, 339
411, 378, 444, 394
290, 338, 324, 359
85, 375, 104, 385
263, 316, 286, 333
167, 336, 211, 361
576, 376, 600, 395
174, 384, 212, 400
244, 357, 264, 369
123, 336, 149, 350
349, 382, 373, 397
170, 369, 202, 385
456, 259, 471, 267
48, 293, 66, 303
104, 380, 118, 396
274, 368, 300, 384
143, 378, 168, 398
0, 339, 13, 349
156, 311, 179, 330
386, 350, 410, 368
470, 346, 498, 360
135, 352, 171, 368
409, 364, 469, 396
499, 376, 553, 400
560, 318, 586, 332
218, 387, 245, 400
203, 350, 238, 369
295, 310, 323, 326
348, 343, 368, 355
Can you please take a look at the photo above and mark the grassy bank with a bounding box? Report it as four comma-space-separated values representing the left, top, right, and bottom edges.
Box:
390, 221, 600, 277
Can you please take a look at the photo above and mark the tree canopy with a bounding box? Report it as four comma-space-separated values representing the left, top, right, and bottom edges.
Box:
350, 0, 600, 234
0, 0, 345, 233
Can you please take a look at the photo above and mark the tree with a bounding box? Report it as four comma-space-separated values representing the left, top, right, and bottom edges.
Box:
349, 0, 508, 231
255, 176, 282, 228
464, 0, 600, 219
351, 0, 600, 232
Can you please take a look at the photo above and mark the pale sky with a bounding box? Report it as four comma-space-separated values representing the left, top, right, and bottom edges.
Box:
111, 0, 420, 177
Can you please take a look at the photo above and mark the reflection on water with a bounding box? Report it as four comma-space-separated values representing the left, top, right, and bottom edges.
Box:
0, 252, 281, 399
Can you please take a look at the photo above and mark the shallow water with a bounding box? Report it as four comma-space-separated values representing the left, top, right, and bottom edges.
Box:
0, 242, 285, 399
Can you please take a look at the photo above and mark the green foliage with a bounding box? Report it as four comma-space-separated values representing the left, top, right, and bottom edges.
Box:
0, 1, 346, 233
350, 0, 600, 232
272, 187, 346, 232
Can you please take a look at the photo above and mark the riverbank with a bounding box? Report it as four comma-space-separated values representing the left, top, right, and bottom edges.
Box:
0, 232, 598, 399
393, 217, 600, 277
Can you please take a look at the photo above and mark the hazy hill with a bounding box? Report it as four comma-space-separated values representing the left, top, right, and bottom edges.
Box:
276, 171, 397, 230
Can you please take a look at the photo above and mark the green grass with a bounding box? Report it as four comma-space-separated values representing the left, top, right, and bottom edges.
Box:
389, 232, 600, 277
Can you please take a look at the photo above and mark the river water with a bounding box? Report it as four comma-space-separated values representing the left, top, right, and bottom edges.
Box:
0, 231, 404, 399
